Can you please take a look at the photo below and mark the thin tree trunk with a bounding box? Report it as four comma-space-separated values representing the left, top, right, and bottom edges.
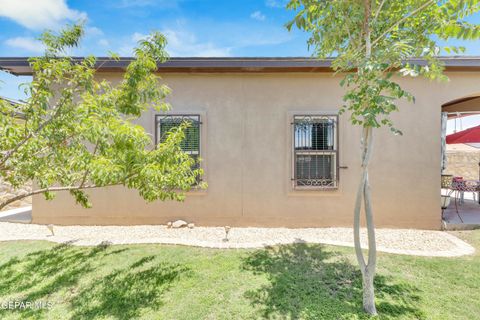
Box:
362, 137, 377, 314
353, 127, 377, 315
353, 0, 378, 315
362, 266, 376, 314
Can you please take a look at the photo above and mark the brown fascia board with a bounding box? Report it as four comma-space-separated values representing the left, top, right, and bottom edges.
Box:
0, 57, 334, 75
2, 56, 480, 76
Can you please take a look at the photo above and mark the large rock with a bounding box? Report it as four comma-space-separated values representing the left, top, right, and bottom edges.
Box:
171, 220, 188, 228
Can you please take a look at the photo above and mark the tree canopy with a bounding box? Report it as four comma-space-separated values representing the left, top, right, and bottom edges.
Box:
0, 24, 205, 210
286, 0, 480, 315
287, 0, 480, 133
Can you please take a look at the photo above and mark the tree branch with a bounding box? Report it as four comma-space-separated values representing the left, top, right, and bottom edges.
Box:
79, 141, 99, 188
364, 0, 372, 58
372, 0, 386, 22
370, 0, 435, 49
348, 0, 435, 65
0, 103, 63, 167
0, 184, 116, 211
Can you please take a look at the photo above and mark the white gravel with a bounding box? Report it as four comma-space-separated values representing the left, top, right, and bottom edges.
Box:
0, 222, 474, 257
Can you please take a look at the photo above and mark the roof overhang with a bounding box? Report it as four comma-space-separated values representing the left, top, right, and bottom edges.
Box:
2, 56, 480, 76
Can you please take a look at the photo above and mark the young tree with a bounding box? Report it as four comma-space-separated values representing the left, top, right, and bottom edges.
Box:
287, 0, 480, 315
0, 24, 205, 210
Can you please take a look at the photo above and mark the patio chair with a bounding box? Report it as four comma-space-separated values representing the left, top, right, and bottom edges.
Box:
451, 178, 480, 222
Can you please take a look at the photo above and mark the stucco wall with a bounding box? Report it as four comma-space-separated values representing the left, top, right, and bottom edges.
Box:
32, 71, 480, 229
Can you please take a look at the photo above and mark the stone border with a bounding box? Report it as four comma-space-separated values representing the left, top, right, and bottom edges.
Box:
0, 222, 475, 257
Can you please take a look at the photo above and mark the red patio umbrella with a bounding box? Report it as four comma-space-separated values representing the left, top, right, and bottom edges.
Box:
446, 125, 480, 145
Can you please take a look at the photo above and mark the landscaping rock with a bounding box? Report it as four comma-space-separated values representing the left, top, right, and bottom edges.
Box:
187, 223, 195, 229
0, 222, 475, 257
172, 220, 188, 228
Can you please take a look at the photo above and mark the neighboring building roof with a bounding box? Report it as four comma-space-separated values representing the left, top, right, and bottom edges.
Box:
0, 95, 26, 119
2, 56, 480, 75
0, 95, 24, 106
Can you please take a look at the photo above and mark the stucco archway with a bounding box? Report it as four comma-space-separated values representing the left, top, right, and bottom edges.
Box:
441, 93, 480, 229
442, 95, 480, 118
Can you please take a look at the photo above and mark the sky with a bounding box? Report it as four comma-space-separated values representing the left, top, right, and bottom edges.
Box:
0, 0, 310, 100
1, 0, 480, 133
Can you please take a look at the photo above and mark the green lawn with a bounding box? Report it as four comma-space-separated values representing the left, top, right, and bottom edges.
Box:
0, 231, 479, 320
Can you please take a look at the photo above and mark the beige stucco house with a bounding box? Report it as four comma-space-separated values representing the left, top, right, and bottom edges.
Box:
2, 57, 480, 229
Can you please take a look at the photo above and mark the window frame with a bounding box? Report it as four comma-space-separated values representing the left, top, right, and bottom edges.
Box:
154, 113, 205, 184
155, 114, 201, 155
291, 114, 339, 190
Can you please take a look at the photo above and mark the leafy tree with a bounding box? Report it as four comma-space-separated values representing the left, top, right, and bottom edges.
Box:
0, 24, 205, 211
287, 0, 480, 315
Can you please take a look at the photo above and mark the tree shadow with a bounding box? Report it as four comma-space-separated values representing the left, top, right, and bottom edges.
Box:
0, 242, 128, 319
0, 242, 190, 320
242, 243, 425, 320
70, 255, 190, 320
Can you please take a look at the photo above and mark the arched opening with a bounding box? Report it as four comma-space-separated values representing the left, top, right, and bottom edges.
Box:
441, 95, 480, 229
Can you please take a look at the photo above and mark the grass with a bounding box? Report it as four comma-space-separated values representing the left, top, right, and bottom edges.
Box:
0, 231, 478, 319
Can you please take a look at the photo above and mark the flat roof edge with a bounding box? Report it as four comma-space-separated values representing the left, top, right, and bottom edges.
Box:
3, 56, 480, 75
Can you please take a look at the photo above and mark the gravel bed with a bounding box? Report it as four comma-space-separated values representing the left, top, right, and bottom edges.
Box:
0, 222, 474, 257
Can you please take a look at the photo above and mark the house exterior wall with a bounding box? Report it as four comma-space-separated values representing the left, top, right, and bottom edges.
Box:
32, 71, 480, 229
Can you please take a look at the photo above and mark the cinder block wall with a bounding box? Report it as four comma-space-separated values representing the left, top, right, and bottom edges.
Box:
0, 179, 31, 211
445, 151, 480, 180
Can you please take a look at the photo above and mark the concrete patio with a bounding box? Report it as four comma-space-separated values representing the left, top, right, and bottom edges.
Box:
443, 197, 480, 230
0, 206, 32, 224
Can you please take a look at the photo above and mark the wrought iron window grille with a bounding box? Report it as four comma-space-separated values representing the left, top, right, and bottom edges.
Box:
292, 115, 338, 189
155, 114, 202, 182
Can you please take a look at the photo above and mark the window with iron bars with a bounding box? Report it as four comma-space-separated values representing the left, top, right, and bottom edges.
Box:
155, 114, 201, 174
292, 115, 338, 189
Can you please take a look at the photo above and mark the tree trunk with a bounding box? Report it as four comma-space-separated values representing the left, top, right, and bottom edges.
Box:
353, 0, 378, 315
362, 267, 377, 314
353, 127, 378, 316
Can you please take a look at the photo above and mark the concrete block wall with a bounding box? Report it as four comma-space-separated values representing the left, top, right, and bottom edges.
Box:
445, 151, 480, 180
0, 179, 31, 211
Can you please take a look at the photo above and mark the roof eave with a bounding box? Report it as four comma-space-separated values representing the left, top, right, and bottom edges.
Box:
2, 56, 480, 76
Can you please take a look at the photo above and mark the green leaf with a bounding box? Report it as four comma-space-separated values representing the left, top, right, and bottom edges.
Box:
0, 23, 206, 210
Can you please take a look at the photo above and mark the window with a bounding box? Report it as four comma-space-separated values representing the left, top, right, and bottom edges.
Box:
292, 115, 338, 189
155, 114, 201, 171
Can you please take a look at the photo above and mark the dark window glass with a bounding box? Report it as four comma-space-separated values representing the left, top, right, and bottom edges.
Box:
293, 115, 337, 188
156, 114, 201, 173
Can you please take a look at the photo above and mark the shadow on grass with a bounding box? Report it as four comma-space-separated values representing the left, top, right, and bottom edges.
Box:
70, 255, 190, 320
0, 241, 115, 319
243, 243, 425, 320
0, 242, 189, 320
